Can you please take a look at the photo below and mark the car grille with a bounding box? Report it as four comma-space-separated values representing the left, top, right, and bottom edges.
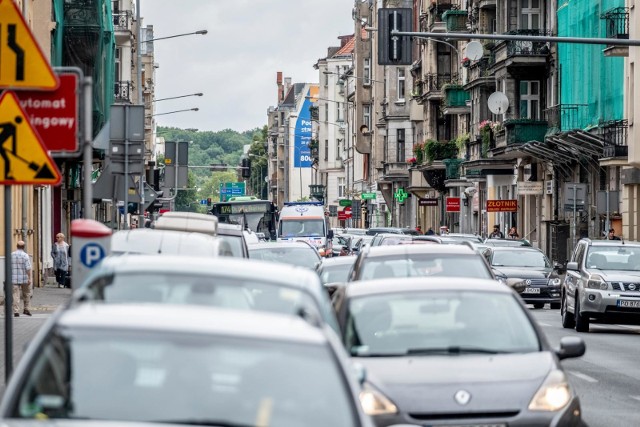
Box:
522, 278, 548, 286
610, 282, 640, 292
409, 411, 519, 421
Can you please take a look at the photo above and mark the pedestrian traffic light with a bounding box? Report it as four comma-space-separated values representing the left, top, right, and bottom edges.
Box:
241, 158, 251, 178
207, 197, 212, 206
378, 8, 413, 65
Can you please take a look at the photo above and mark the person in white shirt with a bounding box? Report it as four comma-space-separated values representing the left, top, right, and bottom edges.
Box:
11, 241, 32, 317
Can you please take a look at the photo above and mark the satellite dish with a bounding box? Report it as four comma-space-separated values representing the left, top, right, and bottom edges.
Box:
464, 41, 484, 61
488, 92, 510, 115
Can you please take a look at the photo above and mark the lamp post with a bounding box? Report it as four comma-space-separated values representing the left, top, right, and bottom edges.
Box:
151, 108, 199, 117
152, 92, 204, 103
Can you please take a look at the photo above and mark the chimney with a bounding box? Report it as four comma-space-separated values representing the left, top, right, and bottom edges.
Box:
277, 71, 283, 102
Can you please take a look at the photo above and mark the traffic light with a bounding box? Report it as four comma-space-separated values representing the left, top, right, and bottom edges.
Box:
146, 190, 164, 212
207, 197, 212, 206
378, 8, 413, 65
241, 158, 251, 178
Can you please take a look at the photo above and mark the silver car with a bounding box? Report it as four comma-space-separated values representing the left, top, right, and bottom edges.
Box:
0, 305, 372, 427
562, 238, 640, 332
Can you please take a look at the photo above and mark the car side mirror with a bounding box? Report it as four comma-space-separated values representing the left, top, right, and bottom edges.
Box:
566, 261, 579, 271
327, 229, 334, 239
324, 282, 345, 298
352, 362, 366, 385
556, 336, 586, 360
505, 278, 526, 294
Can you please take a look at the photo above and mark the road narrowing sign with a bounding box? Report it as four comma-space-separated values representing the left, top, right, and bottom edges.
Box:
0, 91, 61, 185
0, 0, 58, 90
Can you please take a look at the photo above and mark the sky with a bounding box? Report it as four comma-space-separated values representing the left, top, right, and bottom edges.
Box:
143, 0, 356, 133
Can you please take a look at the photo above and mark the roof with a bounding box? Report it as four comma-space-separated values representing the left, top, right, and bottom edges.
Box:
346, 277, 509, 298
366, 244, 477, 257
587, 239, 640, 246
110, 229, 227, 256
85, 254, 320, 289
57, 304, 326, 345
333, 34, 355, 57
281, 83, 306, 107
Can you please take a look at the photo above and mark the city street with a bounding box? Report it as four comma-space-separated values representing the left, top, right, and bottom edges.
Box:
531, 308, 640, 427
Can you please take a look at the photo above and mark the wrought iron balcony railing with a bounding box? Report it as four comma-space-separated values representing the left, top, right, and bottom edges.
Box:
114, 81, 132, 102
505, 29, 552, 56
543, 104, 588, 134
601, 7, 629, 39
601, 119, 628, 158
113, 10, 132, 32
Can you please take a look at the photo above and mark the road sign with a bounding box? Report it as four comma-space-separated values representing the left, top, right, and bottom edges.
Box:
361, 192, 376, 200
419, 197, 438, 206
219, 182, 245, 201
338, 211, 348, 221
17, 73, 79, 152
446, 197, 461, 212
343, 206, 352, 219
0, 0, 58, 90
486, 199, 518, 212
0, 91, 61, 185
200, 199, 208, 205
339, 199, 352, 207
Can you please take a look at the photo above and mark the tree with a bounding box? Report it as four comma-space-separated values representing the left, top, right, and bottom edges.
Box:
175, 171, 199, 212
198, 171, 238, 202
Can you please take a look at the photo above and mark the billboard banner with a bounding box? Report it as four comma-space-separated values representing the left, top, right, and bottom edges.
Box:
294, 85, 318, 168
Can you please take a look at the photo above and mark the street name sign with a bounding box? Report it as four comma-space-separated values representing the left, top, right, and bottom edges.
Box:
0, 91, 61, 185
0, 0, 58, 90
361, 192, 376, 200
517, 181, 544, 195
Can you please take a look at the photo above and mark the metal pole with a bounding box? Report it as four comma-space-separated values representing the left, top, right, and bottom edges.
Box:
123, 105, 129, 230
4, 187, 13, 381
136, 0, 145, 228
606, 188, 610, 237
392, 30, 640, 47
173, 142, 179, 210
83, 77, 93, 219
572, 185, 577, 249
20, 1, 28, 251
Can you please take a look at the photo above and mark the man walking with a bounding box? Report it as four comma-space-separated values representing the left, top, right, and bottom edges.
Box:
11, 240, 32, 317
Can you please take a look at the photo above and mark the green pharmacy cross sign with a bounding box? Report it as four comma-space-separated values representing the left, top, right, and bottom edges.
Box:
394, 188, 408, 203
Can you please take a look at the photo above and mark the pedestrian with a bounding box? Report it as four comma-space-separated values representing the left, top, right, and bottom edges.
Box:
425, 227, 435, 236
51, 232, 70, 288
489, 225, 504, 239
415, 225, 423, 234
607, 228, 621, 240
11, 240, 32, 317
508, 226, 519, 239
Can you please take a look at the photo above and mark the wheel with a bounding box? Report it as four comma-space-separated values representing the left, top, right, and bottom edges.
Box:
561, 293, 575, 329
574, 296, 590, 333
533, 303, 545, 309
550, 302, 561, 310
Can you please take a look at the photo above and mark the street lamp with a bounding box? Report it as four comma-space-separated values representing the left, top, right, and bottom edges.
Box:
153, 92, 204, 103
323, 70, 385, 85
151, 108, 199, 117
139, 30, 208, 44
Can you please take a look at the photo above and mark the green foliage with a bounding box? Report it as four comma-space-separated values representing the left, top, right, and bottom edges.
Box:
453, 133, 470, 152
197, 171, 239, 203
424, 139, 458, 162
175, 171, 201, 212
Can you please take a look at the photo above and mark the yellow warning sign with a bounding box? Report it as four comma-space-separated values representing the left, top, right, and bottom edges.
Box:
0, 0, 58, 90
0, 91, 61, 185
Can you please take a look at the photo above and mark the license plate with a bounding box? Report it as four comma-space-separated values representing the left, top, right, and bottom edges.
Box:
618, 300, 640, 308
523, 287, 540, 294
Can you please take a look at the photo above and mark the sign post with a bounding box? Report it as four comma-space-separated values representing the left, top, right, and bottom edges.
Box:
71, 219, 112, 291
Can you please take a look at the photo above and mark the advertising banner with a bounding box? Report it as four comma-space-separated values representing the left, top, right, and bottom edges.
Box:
294, 86, 318, 168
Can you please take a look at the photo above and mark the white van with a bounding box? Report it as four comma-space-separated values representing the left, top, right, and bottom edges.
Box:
277, 202, 333, 257
153, 211, 218, 236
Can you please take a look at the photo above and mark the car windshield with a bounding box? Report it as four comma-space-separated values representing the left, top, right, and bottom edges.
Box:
14, 329, 356, 427
84, 273, 317, 317
249, 247, 320, 269
345, 291, 540, 356
492, 251, 550, 268
319, 263, 353, 284
218, 234, 245, 257
280, 219, 325, 238
586, 246, 640, 271
358, 254, 493, 280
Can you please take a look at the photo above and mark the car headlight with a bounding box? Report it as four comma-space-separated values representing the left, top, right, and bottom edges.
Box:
359, 383, 398, 416
548, 278, 562, 287
587, 274, 608, 290
528, 370, 572, 412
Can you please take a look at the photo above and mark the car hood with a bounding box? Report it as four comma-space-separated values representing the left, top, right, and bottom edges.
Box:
0, 422, 198, 427
493, 267, 552, 279
356, 352, 555, 413
592, 270, 640, 282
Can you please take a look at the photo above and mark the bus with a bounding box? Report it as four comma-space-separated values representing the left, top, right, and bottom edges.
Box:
209, 196, 277, 240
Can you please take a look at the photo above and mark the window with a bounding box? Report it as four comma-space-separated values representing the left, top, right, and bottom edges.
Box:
338, 177, 346, 198
335, 138, 342, 160
520, 0, 541, 30
363, 104, 371, 130
397, 69, 406, 102
363, 58, 371, 86
324, 139, 329, 161
396, 129, 405, 163
519, 81, 540, 120
336, 102, 344, 122
324, 102, 329, 121
324, 69, 329, 86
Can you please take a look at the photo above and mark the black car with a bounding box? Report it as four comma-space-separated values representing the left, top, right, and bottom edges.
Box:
331, 278, 585, 427
483, 246, 562, 309
366, 227, 420, 236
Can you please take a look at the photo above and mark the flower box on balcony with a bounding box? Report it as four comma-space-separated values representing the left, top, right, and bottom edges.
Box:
443, 85, 470, 108
443, 158, 464, 180
442, 10, 468, 32
504, 119, 548, 145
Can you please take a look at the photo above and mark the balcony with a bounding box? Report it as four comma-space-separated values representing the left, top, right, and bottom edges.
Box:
442, 10, 468, 32
422, 1, 454, 33
444, 158, 464, 180
443, 85, 470, 115
309, 184, 326, 201
544, 104, 588, 135
600, 120, 628, 159
114, 81, 132, 103
601, 7, 629, 56
382, 162, 410, 180
113, 10, 133, 34
497, 119, 548, 148
422, 73, 457, 101
464, 54, 495, 90
490, 30, 551, 77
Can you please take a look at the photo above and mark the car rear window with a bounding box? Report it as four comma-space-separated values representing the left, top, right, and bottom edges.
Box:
357, 254, 493, 281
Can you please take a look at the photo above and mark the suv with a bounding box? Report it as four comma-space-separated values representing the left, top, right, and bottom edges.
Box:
562, 238, 640, 332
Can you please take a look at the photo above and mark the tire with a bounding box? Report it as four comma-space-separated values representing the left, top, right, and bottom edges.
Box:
550, 302, 561, 310
574, 296, 590, 333
533, 303, 545, 309
561, 293, 575, 329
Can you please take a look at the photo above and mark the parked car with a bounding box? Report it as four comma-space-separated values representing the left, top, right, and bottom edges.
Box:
110, 228, 234, 257
217, 223, 251, 258
483, 246, 562, 309
72, 255, 338, 332
0, 305, 372, 427
248, 241, 322, 270
332, 277, 585, 427
562, 238, 640, 332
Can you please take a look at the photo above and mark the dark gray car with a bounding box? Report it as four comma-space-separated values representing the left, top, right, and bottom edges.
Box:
332, 278, 586, 427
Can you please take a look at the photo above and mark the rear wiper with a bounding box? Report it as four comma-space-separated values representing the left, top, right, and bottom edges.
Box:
406, 346, 508, 355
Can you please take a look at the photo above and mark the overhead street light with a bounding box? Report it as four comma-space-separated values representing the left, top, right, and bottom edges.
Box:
153, 92, 204, 103
322, 70, 385, 85
150, 108, 199, 117
140, 29, 208, 44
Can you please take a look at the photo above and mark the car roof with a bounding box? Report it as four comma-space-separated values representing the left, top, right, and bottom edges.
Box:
83, 254, 320, 288
110, 229, 230, 256
587, 239, 640, 246
57, 304, 326, 345
365, 244, 477, 257
217, 222, 244, 236
250, 241, 317, 250
153, 213, 218, 235
318, 256, 357, 267
488, 246, 544, 252
346, 277, 509, 298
